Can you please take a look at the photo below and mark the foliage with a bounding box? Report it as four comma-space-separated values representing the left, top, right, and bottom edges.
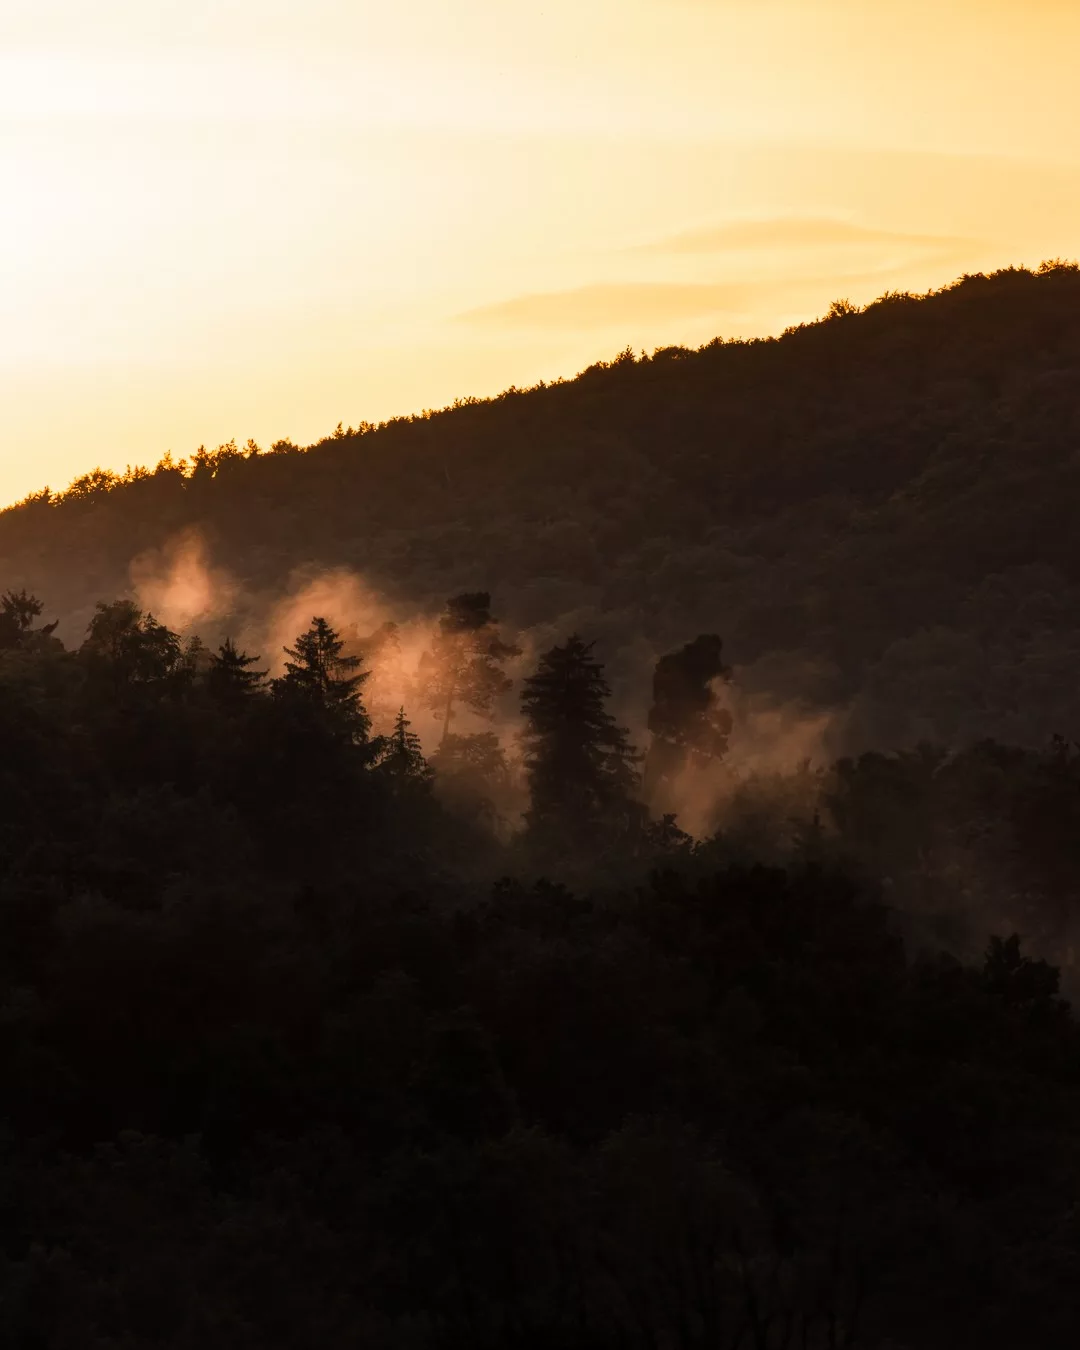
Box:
0, 588, 1079, 1343
417, 592, 520, 743
7, 266, 1080, 749
5, 263, 1080, 1342
378, 706, 433, 784
207, 637, 266, 705
275, 615, 371, 743
0, 588, 56, 649
520, 633, 640, 845
644, 632, 733, 807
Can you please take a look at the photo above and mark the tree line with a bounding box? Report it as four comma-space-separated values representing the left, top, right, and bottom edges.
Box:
0, 584, 741, 877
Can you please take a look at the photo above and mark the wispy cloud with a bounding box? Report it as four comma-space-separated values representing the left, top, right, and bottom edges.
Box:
456, 213, 981, 334
455, 264, 941, 332
458, 281, 762, 329
636, 216, 974, 255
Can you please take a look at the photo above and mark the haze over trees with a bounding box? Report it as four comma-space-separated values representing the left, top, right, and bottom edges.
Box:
5, 264, 1080, 1346
417, 591, 519, 743
643, 632, 733, 809
4, 264, 1080, 749
1, 573, 1080, 1345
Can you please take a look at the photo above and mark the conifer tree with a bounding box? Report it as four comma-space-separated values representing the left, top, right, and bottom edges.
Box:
380, 706, 431, 783
520, 634, 639, 839
207, 638, 266, 704
275, 616, 371, 741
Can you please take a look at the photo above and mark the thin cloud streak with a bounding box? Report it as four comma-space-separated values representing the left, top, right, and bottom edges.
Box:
455, 264, 962, 332
635, 216, 975, 255
459, 283, 762, 330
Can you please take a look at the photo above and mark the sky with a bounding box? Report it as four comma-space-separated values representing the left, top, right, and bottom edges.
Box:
2, 0, 1079, 505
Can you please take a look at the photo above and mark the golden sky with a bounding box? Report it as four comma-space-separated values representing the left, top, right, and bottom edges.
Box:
2, 0, 1079, 504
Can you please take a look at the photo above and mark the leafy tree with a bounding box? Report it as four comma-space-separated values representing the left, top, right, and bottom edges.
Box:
79, 600, 186, 687
982, 933, 1067, 1019
207, 637, 266, 704
0, 589, 56, 649
643, 633, 733, 806
645, 811, 693, 854
430, 730, 515, 831
347, 619, 401, 726
274, 615, 371, 742
520, 633, 639, 840
418, 592, 520, 743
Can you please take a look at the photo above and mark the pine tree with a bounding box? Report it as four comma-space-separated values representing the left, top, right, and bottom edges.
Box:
207, 638, 266, 704
275, 616, 371, 742
520, 634, 639, 840
380, 706, 431, 783
418, 593, 520, 743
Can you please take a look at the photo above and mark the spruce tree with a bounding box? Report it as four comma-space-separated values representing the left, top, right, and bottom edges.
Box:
275, 616, 371, 742
380, 706, 431, 783
520, 634, 639, 840
207, 638, 266, 704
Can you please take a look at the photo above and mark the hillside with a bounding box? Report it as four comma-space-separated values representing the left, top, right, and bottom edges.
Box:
4, 261, 1080, 750
7, 264, 1080, 1348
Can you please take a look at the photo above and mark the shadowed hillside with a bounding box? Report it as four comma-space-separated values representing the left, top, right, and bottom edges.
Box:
4, 261, 1080, 748
8, 264, 1080, 1347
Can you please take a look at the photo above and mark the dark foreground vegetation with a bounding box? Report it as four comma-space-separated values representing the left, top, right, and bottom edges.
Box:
4, 580, 1080, 1349
4, 263, 1080, 749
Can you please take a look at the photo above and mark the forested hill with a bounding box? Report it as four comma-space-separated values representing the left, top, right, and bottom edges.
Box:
5, 261, 1080, 749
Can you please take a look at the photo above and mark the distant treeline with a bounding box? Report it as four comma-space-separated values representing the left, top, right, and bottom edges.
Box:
4, 262, 1080, 750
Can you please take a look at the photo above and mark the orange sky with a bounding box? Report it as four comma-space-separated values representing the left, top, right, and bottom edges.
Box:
2, 0, 1078, 505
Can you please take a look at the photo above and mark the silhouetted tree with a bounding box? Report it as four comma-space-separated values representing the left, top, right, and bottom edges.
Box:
645, 812, 693, 854
982, 933, 1067, 1020
79, 600, 186, 687
0, 589, 55, 649
274, 615, 370, 742
379, 707, 431, 784
419, 593, 520, 743
644, 634, 733, 806
520, 633, 639, 842
207, 637, 266, 704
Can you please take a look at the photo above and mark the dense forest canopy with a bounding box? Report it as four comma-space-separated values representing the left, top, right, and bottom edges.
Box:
6, 262, 1080, 1347
3, 576, 1080, 1347
4, 261, 1080, 752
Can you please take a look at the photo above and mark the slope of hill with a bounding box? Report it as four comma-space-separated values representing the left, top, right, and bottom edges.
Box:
4, 262, 1080, 750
